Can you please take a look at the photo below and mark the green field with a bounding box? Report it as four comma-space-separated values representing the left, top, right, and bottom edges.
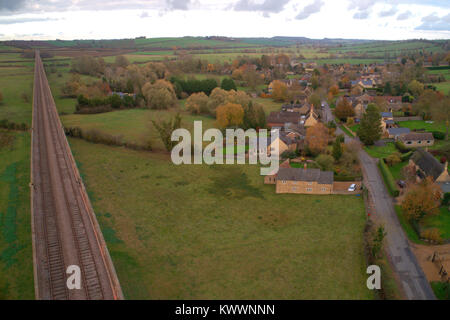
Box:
398, 120, 446, 134
0, 65, 34, 125
69, 137, 373, 299
0, 131, 34, 299
62, 108, 217, 151
434, 82, 450, 95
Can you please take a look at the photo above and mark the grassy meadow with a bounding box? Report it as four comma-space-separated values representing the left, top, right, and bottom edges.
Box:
0, 131, 34, 299
69, 137, 373, 300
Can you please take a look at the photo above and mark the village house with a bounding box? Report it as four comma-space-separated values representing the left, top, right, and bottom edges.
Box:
387, 127, 411, 139
267, 111, 301, 128
381, 112, 395, 133
264, 159, 291, 184
409, 149, 450, 193
266, 133, 299, 156
275, 167, 334, 195
304, 105, 319, 127
398, 132, 434, 148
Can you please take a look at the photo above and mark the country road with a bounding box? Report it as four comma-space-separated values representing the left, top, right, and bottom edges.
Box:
359, 151, 435, 300
322, 100, 436, 299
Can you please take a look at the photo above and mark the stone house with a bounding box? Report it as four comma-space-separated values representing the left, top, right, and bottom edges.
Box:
398, 132, 434, 148
275, 168, 334, 195
409, 149, 450, 186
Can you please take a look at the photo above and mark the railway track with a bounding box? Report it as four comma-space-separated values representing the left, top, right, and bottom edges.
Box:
31, 52, 123, 300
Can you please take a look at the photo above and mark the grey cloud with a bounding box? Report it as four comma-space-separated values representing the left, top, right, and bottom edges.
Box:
353, 10, 370, 19
166, 0, 190, 10
295, 0, 324, 20
415, 13, 450, 31
348, 0, 375, 11
397, 10, 411, 20
378, 6, 397, 17
0, 16, 58, 24
0, 0, 26, 11
234, 0, 291, 15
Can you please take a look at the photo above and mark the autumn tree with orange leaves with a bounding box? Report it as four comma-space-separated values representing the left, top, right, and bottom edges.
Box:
271, 80, 289, 102
306, 123, 329, 155
216, 103, 244, 128
401, 177, 442, 222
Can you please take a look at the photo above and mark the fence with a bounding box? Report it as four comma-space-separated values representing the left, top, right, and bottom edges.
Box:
393, 116, 423, 122
432, 252, 449, 283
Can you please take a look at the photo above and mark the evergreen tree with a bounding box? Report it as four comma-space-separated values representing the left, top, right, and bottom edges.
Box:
357, 104, 382, 145
221, 78, 237, 91
332, 139, 343, 161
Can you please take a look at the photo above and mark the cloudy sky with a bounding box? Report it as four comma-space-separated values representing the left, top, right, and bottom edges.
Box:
0, 0, 449, 40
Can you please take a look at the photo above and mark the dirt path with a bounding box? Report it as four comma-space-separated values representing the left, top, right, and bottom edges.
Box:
411, 243, 450, 283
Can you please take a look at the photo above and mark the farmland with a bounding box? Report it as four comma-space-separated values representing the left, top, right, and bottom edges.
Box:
69, 137, 373, 299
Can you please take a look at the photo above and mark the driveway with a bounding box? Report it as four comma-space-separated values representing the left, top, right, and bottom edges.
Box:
359, 150, 436, 300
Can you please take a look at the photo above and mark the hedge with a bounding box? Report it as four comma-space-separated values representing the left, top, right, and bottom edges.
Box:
432, 131, 445, 140
395, 140, 410, 153
400, 151, 413, 162
334, 175, 363, 182
378, 159, 400, 197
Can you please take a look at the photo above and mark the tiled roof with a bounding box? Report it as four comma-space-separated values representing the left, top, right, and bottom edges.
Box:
411, 149, 444, 181
388, 127, 410, 136
399, 132, 434, 142
267, 111, 301, 124
276, 168, 334, 185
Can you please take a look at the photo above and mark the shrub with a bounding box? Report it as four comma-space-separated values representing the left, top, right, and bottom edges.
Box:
0, 119, 29, 131
386, 152, 402, 167
395, 140, 410, 153
281, 150, 297, 159
442, 193, 450, 206
432, 131, 445, 140
379, 159, 400, 197
400, 151, 413, 162
420, 228, 443, 244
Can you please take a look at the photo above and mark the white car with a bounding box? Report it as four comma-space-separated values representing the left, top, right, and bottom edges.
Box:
348, 184, 356, 192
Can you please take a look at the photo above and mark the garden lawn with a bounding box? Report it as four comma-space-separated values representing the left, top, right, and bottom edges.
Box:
434, 82, 450, 95
421, 207, 450, 240
69, 138, 374, 300
388, 161, 408, 181
364, 142, 397, 159
398, 120, 446, 134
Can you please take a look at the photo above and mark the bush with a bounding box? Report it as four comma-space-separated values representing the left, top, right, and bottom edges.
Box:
379, 159, 400, 197
386, 152, 402, 167
442, 193, 450, 206
0, 119, 29, 131
395, 140, 410, 153
281, 150, 297, 159
420, 228, 443, 244
432, 131, 445, 140
400, 151, 413, 162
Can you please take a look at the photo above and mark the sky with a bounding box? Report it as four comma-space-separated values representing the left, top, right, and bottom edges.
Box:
0, 0, 449, 41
